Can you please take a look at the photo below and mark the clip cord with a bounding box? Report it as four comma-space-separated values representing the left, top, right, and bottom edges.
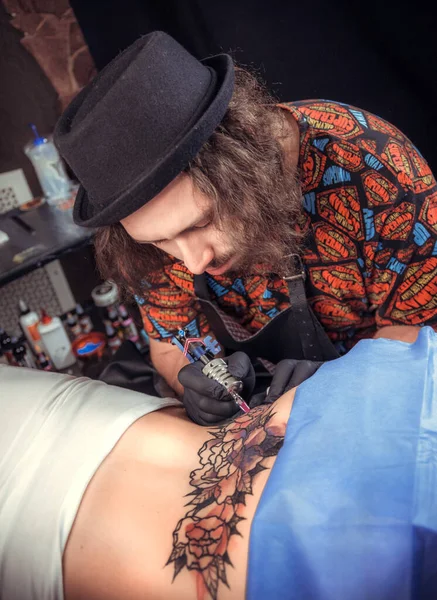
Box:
183, 337, 204, 358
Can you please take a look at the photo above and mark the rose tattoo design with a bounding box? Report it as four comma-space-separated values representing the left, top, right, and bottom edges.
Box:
167, 405, 285, 599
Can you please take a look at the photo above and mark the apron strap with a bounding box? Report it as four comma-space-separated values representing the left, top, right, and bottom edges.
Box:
194, 256, 339, 362
282, 254, 339, 361
194, 274, 253, 350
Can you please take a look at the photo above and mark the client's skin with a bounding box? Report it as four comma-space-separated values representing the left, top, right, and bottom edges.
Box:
63, 386, 296, 600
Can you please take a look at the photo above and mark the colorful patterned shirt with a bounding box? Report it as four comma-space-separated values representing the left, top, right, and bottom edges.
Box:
136, 100, 437, 355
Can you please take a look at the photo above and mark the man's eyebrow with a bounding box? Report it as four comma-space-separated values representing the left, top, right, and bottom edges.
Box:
136, 209, 213, 244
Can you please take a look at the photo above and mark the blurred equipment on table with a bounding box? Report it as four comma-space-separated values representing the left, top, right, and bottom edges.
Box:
1, 279, 146, 381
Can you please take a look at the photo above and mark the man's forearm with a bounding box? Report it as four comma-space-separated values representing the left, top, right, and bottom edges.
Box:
149, 338, 188, 396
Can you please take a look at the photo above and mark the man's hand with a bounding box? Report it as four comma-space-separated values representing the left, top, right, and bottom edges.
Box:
178, 352, 255, 425
263, 359, 322, 404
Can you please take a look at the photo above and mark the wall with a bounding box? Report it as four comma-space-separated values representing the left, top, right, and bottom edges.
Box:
0, 0, 95, 196
0, 1, 100, 321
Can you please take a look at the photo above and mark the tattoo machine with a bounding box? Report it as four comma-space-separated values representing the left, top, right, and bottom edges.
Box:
172, 329, 251, 413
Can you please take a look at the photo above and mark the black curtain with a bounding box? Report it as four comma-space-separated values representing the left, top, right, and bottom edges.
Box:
70, 0, 437, 171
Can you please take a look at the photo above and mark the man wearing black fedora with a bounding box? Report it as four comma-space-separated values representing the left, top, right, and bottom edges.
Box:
56, 31, 437, 425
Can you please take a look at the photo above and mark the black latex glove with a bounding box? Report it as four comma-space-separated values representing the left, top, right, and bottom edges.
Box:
250, 359, 323, 407
178, 351, 256, 425
265, 359, 323, 403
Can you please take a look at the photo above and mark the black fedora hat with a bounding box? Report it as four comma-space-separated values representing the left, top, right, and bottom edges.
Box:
54, 31, 234, 227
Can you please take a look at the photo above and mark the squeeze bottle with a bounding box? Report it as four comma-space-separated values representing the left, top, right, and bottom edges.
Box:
18, 299, 44, 354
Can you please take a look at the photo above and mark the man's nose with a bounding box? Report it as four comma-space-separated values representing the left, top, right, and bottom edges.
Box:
176, 237, 213, 275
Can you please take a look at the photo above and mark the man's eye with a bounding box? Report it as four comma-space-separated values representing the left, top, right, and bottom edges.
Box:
195, 219, 211, 229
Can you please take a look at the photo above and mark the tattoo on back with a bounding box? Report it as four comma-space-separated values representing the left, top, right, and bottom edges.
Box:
167, 405, 286, 599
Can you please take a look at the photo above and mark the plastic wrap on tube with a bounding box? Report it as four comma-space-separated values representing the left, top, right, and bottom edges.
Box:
247, 327, 437, 600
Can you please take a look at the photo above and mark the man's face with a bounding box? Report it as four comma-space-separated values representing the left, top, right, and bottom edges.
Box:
121, 174, 236, 276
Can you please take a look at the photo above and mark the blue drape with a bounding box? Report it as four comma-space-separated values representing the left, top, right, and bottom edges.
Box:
248, 327, 437, 599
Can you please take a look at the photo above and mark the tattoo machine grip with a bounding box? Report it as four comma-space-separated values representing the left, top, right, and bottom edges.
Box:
172, 330, 251, 413
200, 356, 250, 413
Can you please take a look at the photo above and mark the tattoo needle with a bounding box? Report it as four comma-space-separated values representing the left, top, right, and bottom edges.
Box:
228, 388, 251, 413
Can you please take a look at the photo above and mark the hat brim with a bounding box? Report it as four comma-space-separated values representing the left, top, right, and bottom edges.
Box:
73, 53, 234, 227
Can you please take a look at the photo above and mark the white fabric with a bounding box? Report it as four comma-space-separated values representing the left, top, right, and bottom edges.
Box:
0, 365, 180, 600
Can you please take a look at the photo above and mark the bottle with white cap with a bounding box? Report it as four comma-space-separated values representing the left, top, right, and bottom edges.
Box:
37, 309, 76, 370
18, 299, 44, 354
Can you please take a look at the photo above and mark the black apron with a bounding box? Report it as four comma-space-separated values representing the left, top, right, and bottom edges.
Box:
194, 254, 339, 366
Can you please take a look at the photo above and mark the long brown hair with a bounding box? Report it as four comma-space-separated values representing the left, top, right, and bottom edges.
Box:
94, 67, 303, 294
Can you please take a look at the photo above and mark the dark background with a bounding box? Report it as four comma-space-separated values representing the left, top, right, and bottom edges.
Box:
69, 0, 437, 170
0, 2, 59, 195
